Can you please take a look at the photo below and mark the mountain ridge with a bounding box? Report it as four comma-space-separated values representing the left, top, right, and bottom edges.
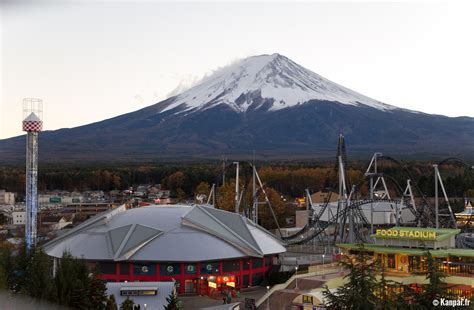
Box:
0, 53, 473, 163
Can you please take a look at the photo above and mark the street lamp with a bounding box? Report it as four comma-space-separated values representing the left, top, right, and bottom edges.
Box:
322, 254, 325, 278
266, 285, 270, 310
144, 303, 147, 310
295, 266, 299, 290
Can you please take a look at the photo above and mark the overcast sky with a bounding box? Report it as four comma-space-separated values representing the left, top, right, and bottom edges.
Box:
1, 0, 473, 139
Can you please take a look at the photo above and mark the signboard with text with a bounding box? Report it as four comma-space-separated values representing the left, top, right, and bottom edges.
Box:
208, 282, 217, 288
375, 229, 436, 240
303, 295, 313, 304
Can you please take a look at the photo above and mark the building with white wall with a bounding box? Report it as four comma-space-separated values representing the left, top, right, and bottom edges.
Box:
12, 211, 26, 225
0, 190, 15, 205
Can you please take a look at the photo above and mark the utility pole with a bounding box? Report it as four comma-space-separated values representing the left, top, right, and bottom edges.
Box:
434, 164, 439, 228
222, 156, 226, 186
252, 163, 257, 223
234, 162, 239, 214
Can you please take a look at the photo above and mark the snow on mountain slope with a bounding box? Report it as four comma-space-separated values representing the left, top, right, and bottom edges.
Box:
161, 53, 397, 114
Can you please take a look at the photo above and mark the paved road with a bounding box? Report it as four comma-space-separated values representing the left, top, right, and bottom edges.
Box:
180, 287, 266, 309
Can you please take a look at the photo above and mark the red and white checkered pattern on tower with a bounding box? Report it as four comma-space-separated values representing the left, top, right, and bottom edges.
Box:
22, 121, 43, 132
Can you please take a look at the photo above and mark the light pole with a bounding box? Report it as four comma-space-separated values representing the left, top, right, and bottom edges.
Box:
295, 266, 298, 290
200, 276, 204, 295
266, 285, 270, 310
322, 254, 325, 278
144, 303, 147, 310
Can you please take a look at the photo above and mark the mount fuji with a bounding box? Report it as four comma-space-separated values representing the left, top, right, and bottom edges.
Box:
0, 53, 473, 163
160, 53, 395, 114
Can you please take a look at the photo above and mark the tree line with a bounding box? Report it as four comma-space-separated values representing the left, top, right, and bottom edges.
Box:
0, 246, 178, 310
1, 161, 473, 207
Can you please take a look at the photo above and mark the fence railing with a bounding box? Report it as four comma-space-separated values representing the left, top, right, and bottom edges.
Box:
255, 262, 341, 307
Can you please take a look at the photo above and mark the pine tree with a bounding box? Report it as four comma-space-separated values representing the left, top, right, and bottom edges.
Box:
374, 258, 404, 310
23, 247, 53, 300
0, 247, 12, 290
10, 243, 30, 293
54, 252, 76, 305
106, 294, 118, 310
410, 251, 453, 308
323, 245, 378, 310
120, 297, 135, 310
164, 290, 179, 310
70, 278, 91, 310
52, 251, 92, 308
89, 273, 108, 310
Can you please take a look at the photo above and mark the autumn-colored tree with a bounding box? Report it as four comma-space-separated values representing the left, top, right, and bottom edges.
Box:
257, 187, 286, 229
164, 171, 186, 195
217, 182, 236, 212
216, 180, 285, 230
258, 166, 334, 196
195, 182, 210, 195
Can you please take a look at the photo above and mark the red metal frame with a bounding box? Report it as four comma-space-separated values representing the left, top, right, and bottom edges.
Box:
97, 256, 274, 294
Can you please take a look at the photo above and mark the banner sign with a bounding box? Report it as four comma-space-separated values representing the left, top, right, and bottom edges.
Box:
375, 229, 436, 240
303, 295, 313, 304
208, 282, 217, 288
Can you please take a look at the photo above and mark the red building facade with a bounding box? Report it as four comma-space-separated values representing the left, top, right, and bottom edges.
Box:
96, 255, 275, 294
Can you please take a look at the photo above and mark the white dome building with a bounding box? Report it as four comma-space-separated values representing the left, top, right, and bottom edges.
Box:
44, 204, 286, 294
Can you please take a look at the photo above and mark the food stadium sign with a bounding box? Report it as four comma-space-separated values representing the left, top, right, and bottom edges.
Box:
375, 229, 437, 240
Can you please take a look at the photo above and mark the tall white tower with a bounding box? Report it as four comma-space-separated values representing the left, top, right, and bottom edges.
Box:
22, 98, 43, 250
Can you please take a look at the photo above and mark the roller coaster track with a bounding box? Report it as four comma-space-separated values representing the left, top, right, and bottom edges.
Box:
284, 199, 403, 245
280, 192, 334, 241
456, 232, 474, 249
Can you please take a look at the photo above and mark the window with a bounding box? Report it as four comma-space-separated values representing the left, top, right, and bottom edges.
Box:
133, 263, 155, 276
387, 254, 396, 269
243, 275, 249, 287
120, 263, 129, 275
200, 262, 219, 274
264, 256, 272, 266
252, 258, 263, 269
160, 263, 181, 276
184, 263, 197, 274
99, 262, 116, 275
252, 272, 263, 286
223, 260, 240, 272
243, 259, 250, 270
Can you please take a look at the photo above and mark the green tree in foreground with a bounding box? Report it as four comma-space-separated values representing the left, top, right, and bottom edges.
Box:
323, 248, 457, 310
53, 251, 109, 309
407, 251, 453, 308
323, 245, 379, 310
0, 247, 14, 290
120, 297, 135, 310
164, 290, 179, 310
373, 260, 405, 310
0, 247, 111, 309
89, 272, 108, 309
106, 294, 118, 310
23, 247, 53, 300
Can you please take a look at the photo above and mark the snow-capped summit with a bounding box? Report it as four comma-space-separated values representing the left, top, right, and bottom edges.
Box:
2, 53, 473, 163
161, 53, 396, 114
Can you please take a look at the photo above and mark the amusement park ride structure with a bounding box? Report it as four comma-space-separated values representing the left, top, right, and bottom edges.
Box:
218, 134, 474, 249
22, 98, 43, 251
203, 134, 473, 248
